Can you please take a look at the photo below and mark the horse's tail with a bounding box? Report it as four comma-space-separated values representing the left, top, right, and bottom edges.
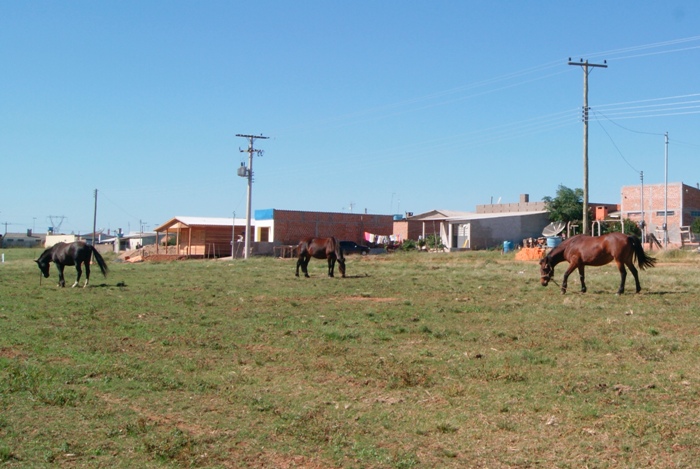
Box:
630, 235, 656, 270
90, 245, 109, 277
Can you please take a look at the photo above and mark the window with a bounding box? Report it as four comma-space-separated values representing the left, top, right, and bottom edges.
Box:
656, 211, 675, 216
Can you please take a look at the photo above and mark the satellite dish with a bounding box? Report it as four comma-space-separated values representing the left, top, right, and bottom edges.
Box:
542, 221, 566, 237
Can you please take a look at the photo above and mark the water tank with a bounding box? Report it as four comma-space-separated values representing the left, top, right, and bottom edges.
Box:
546, 236, 562, 248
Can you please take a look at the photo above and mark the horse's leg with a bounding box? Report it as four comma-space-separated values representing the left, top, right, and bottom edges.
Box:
626, 261, 641, 293
328, 256, 335, 277
72, 263, 82, 288
302, 256, 310, 278
616, 261, 627, 295
578, 265, 587, 293
83, 260, 91, 288
561, 263, 578, 294
295, 257, 301, 277
57, 264, 66, 287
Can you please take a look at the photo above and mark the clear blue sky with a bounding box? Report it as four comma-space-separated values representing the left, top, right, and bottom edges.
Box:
2, 1, 700, 235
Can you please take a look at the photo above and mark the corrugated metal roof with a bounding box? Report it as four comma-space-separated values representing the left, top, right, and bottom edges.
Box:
444, 210, 548, 221
154, 216, 239, 232
409, 209, 473, 220
409, 210, 548, 222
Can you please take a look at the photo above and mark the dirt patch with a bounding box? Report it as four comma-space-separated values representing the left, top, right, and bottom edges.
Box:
345, 296, 399, 303
118, 245, 185, 262
0, 347, 24, 359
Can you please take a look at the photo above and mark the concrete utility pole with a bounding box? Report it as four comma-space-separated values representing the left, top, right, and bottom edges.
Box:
92, 189, 98, 246
236, 134, 268, 259
568, 58, 607, 235
664, 132, 669, 249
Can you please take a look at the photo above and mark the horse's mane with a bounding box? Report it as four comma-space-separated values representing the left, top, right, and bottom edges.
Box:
37, 245, 55, 262
545, 235, 578, 266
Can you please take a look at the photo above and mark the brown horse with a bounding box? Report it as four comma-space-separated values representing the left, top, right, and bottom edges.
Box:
539, 232, 656, 294
296, 237, 346, 278
36, 241, 109, 288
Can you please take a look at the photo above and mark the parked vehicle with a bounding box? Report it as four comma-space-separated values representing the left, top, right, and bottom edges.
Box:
340, 241, 370, 255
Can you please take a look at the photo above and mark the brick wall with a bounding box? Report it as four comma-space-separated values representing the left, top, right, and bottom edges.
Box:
621, 182, 700, 243
392, 219, 424, 241
271, 210, 394, 245
476, 201, 546, 213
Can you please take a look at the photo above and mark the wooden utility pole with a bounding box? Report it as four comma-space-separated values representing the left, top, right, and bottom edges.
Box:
568, 58, 607, 235
236, 134, 268, 259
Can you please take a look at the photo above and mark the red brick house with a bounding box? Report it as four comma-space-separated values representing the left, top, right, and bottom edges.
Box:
254, 209, 394, 246
620, 182, 700, 245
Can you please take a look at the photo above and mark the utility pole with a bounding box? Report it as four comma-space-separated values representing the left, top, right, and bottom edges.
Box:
640, 171, 645, 241
568, 58, 607, 235
92, 189, 98, 245
664, 132, 669, 249
236, 134, 268, 259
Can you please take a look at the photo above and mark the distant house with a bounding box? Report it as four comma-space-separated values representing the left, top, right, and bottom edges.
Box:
99, 231, 158, 253
254, 209, 395, 246
44, 234, 78, 248
408, 209, 550, 251
403, 194, 551, 251
153, 216, 246, 258
621, 181, 700, 245
1, 231, 45, 248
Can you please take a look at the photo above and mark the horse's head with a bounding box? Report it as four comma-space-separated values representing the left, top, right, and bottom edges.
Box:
337, 257, 346, 278
35, 259, 50, 278
539, 257, 553, 286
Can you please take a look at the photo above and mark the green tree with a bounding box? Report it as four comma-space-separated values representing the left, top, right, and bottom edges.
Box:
692, 218, 700, 234
543, 185, 584, 223
605, 218, 642, 237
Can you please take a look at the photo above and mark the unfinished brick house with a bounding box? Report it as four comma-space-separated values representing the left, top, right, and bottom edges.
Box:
620, 182, 700, 245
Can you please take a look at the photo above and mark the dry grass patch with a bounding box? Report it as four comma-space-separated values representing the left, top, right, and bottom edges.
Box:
1, 248, 700, 467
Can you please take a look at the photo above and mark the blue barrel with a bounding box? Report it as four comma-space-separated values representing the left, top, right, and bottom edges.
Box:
546, 236, 562, 248
503, 241, 513, 252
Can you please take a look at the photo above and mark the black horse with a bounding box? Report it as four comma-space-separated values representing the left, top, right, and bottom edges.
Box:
296, 237, 346, 278
36, 241, 109, 288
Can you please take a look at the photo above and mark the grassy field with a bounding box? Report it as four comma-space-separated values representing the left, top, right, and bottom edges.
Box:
1, 246, 699, 468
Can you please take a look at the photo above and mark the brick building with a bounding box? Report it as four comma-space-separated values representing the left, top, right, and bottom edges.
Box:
254, 209, 394, 245
620, 182, 700, 245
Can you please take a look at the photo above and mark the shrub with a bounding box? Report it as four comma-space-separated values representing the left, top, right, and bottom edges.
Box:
400, 239, 417, 251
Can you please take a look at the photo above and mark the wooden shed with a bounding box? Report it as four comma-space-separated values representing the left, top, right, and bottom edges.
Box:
153, 216, 246, 258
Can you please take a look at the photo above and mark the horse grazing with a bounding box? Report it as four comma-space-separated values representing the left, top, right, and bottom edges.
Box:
36, 241, 109, 288
296, 237, 346, 278
539, 232, 656, 295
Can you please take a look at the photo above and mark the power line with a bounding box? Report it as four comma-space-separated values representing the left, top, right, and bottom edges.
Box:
592, 109, 664, 137
594, 115, 641, 174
